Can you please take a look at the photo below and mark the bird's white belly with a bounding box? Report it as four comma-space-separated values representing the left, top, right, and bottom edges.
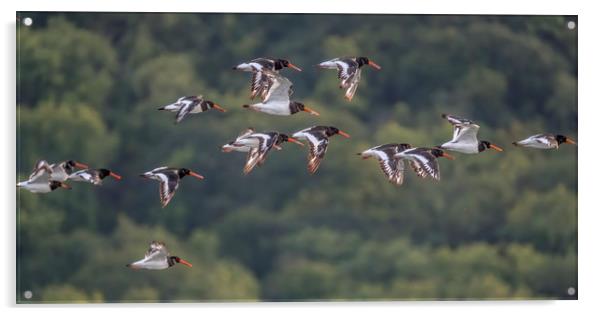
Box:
50, 170, 68, 181
23, 182, 51, 193
253, 102, 290, 116
519, 140, 555, 149
441, 141, 479, 154
131, 259, 169, 270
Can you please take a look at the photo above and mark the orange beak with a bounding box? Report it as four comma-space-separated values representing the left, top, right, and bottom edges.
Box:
178, 258, 193, 268
189, 171, 205, 180
566, 138, 577, 145
368, 60, 381, 70
60, 182, 72, 190
109, 172, 122, 180
212, 103, 227, 113
287, 138, 305, 147
287, 63, 302, 72
442, 152, 455, 160
489, 144, 504, 152
337, 130, 351, 138
75, 162, 89, 169
303, 106, 320, 116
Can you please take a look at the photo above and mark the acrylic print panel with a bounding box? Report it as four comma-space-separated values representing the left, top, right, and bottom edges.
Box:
16, 12, 577, 303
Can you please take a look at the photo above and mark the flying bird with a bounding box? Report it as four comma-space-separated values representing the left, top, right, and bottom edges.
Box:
358, 143, 413, 186
158, 95, 226, 124
48, 160, 89, 181
439, 114, 504, 154
317, 56, 381, 101
292, 126, 351, 174
512, 134, 577, 149
126, 241, 192, 270
68, 168, 122, 185
140, 167, 204, 207
223, 130, 304, 174
233, 58, 302, 100
394, 147, 455, 181
242, 70, 320, 116
17, 160, 71, 193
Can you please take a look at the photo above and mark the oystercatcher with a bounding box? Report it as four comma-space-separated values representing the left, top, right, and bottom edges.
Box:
126, 241, 192, 270
317, 56, 381, 101
292, 126, 350, 174
233, 58, 302, 100
358, 143, 413, 186
68, 168, 122, 185
394, 147, 454, 181
17, 160, 71, 193
140, 167, 204, 208
439, 114, 504, 154
242, 70, 319, 116
158, 95, 226, 124
512, 134, 577, 149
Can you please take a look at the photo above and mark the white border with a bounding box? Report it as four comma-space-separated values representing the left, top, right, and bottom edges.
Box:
3, 0, 601, 315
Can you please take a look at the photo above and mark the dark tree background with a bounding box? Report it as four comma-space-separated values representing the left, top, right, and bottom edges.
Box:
16, 13, 577, 302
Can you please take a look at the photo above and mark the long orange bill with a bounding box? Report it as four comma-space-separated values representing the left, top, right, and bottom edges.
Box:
303, 106, 320, 116
212, 104, 227, 112
110, 172, 122, 180
566, 138, 577, 145
288, 138, 305, 147
337, 130, 351, 138
489, 144, 504, 152
442, 152, 455, 160
189, 171, 205, 180
75, 162, 89, 169
178, 258, 193, 268
287, 63, 302, 72
60, 182, 72, 190
368, 61, 382, 70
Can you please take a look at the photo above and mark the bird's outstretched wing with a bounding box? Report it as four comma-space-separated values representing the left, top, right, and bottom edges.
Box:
156, 172, 180, 207
451, 124, 480, 144
28, 160, 52, 182
306, 133, 329, 174
262, 70, 293, 103
145, 241, 169, 259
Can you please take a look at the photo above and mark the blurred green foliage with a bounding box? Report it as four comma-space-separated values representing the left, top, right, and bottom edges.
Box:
16, 13, 577, 302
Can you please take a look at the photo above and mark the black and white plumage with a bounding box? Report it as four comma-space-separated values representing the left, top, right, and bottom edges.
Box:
17, 160, 71, 193
439, 114, 504, 154
394, 147, 455, 181
223, 130, 304, 174
317, 56, 381, 101
233, 58, 302, 100
140, 167, 204, 208
292, 126, 350, 174
242, 70, 320, 116
512, 134, 577, 149
358, 143, 413, 186
126, 241, 192, 270
158, 95, 226, 124
68, 168, 122, 185
48, 160, 89, 181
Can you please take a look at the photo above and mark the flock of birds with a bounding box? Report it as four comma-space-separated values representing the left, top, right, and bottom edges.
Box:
17, 56, 577, 270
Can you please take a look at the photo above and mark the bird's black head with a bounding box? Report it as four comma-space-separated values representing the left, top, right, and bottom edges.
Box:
431, 148, 455, 160
98, 168, 111, 179
289, 101, 305, 114
274, 59, 290, 70
276, 134, 290, 145
556, 134, 577, 145
477, 140, 504, 152
169, 256, 192, 267
50, 181, 71, 191
356, 57, 370, 67
324, 126, 340, 137
178, 168, 191, 178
